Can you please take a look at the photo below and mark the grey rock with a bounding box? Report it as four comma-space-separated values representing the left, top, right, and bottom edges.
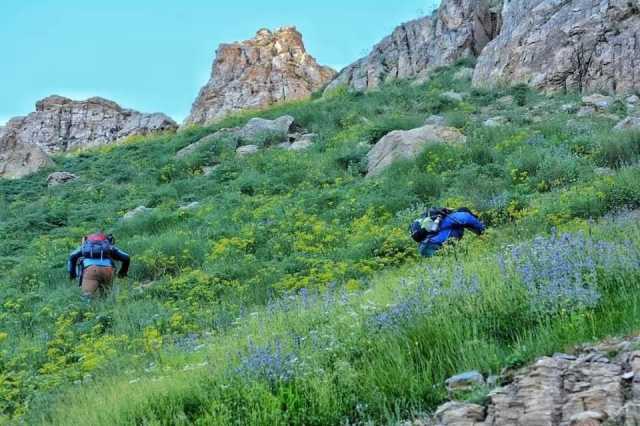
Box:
123, 206, 153, 221
276, 142, 292, 149
483, 116, 507, 127
289, 139, 314, 151
434, 402, 486, 425
474, 0, 640, 95
0, 127, 53, 179
446, 371, 485, 393
326, 0, 501, 92
236, 116, 295, 141
202, 165, 219, 176
185, 27, 336, 125
614, 117, 640, 131
367, 124, 465, 177
236, 145, 259, 157
427, 336, 640, 425
425, 115, 447, 126
47, 171, 78, 186
627, 95, 640, 105
2, 96, 177, 155
179, 201, 201, 211
583, 94, 614, 110
561, 103, 578, 113
441, 91, 465, 102
577, 106, 596, 118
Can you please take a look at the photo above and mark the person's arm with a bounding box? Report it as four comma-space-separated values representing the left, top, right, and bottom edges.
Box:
449, 211, 485, 235
111, 247, 131, 277
67, 249, 82, 280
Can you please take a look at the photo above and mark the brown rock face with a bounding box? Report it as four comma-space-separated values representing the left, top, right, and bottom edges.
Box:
473, 0, 640, 94
325, 0, 502, 92
185, 27, 336, 126
429, 336, 640, 425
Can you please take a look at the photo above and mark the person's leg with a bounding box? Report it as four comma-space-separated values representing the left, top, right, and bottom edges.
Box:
81, 266, 100, 297
419, 242, 440, 257
95, 267, 115, 296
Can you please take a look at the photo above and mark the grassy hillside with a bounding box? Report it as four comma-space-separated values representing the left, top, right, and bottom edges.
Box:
2, 63, 640, 424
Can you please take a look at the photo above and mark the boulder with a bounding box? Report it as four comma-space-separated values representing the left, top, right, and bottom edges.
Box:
582, 94, 614, 110
627, 95, 640, 105
1, 96, 177, 155
425, 115, 447, 126
289, 139, 314, 151
0, 127, 53, 179
445, 371, 485, 393
483, 117, 507, 128
434, 402, 486, 425
236, 116, 295, 141
325, 0, 502, 92
366, 124, 465, 177
577, 106, 596, 118
123, 206, 153, 221
185, 27, 336, 125
179, 201, 201, 211
473, 0, 640, 95
236, 145, 259, 157
614, 117, 640, 131
47, 171, 78, 186
441, 91, 465, 102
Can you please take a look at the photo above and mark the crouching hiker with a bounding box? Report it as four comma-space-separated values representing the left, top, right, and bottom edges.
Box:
67, 232, 130, 298
410, 207, 485, 257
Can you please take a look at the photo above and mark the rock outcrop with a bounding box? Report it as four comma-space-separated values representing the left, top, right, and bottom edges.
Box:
366, 124, 466, 177
427, 335, 640, 425
325, 0, 501, 92
185, 27, 336, 125
0, 126, 53, 179
47, 171, 78, 186
2, 95, 177, 154
473, 0, 640, 94
0, 96, 177, 178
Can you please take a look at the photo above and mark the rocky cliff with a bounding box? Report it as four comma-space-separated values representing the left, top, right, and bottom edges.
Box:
422, 335, 640, 426
0, 96, 177, 178
473, 0, 640, 94
325, 0, 501, 92
185, 27, 336, 126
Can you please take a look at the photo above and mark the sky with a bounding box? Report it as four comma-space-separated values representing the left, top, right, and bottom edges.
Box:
0, 1, 440, 125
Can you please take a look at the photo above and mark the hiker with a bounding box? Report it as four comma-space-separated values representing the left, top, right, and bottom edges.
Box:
67, 232, 130, 298
410, 207, 485, 257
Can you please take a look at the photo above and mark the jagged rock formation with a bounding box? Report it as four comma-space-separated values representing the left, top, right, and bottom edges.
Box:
0, 126, 53, 179
0, 96, 177, 178
473, 0, 640, 94
427, 335, 640, 425
325, 0, 502, 92
366, 124, 466, 177
4, 95, 177, 154
185, 27, 336, 126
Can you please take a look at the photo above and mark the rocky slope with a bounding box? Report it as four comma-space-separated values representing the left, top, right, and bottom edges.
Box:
325, 0, 501, 92
184, 26, 336, 126
473, 0, 640, 94
0, 96, 177, 178
423, 335, 640, 426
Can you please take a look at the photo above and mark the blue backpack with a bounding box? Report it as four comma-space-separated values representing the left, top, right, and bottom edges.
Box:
81, 233, 113, 259
409, 207, 453, 242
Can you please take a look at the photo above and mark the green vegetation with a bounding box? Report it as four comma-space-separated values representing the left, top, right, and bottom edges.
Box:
2, 64, 640, 425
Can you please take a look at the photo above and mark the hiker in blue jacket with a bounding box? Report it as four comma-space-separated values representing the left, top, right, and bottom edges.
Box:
410, 208, 485, 257
67, 232, 130, 298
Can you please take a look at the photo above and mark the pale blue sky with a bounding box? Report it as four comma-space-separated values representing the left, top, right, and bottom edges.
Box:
0, 1, 440, 125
